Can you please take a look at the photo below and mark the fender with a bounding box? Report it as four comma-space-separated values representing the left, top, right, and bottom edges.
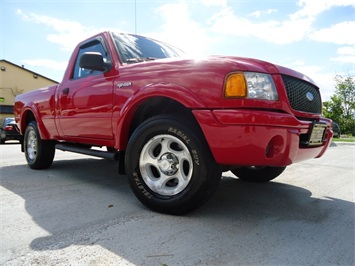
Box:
20, 104, 51, 140
114, 82, 206, 150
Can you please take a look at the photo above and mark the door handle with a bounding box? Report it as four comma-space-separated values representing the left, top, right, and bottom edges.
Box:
62, 87, 70, 95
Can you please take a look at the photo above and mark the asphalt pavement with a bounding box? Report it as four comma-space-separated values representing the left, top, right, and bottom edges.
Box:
0, 142, 354, 265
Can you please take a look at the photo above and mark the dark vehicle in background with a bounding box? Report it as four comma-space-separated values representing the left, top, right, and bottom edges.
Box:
0, 117, 22, 144
332, 122, 341, 138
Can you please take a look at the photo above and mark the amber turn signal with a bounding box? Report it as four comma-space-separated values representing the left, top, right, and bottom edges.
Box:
224, 73, 247, 98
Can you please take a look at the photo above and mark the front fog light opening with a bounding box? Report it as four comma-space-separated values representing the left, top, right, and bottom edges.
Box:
265, 135, 284, 159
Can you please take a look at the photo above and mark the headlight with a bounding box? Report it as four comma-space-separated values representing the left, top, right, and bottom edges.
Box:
224, 72, 278, 101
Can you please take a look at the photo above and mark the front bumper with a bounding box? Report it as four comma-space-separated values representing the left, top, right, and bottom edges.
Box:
193, 109, 333, 167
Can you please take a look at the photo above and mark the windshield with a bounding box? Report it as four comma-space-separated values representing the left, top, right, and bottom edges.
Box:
112, 33, 184, 64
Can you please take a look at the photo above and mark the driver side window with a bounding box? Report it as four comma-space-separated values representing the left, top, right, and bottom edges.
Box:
72, 40, 110, 79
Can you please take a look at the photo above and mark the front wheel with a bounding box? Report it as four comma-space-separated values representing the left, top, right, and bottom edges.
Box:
125, 114, 221, 215
24, 121, 55, 169
231, 166, 286, 182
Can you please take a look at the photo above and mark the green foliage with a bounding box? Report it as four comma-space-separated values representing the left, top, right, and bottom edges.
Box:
322, 74, 355, 135
323, 95, 343, 119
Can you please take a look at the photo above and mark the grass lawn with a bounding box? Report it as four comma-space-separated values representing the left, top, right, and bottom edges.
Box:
332, 135, 355, 142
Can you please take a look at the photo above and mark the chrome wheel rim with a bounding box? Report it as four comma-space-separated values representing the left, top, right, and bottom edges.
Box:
139, 134, 193, 196
27, 129, 38, 161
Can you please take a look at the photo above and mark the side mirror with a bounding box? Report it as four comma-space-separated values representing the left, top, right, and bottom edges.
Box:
79, 52, 112, 72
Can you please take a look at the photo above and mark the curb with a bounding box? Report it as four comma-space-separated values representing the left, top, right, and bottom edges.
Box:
330, 141, 355, 146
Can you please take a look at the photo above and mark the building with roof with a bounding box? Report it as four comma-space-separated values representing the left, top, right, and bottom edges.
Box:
0, 59, 58, 120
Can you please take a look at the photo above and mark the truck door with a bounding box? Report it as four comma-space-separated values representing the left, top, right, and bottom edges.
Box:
57, 38, 114, 140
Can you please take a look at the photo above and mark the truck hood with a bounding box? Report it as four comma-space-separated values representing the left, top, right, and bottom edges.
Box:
201, 55, 317, 85
134, 55, 316, 87
123, 55, 316, 85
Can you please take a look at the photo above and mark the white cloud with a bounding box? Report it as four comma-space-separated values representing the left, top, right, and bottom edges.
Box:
200, 0, 227, 7
209, 7, 313, 44
16, 9, 105, 52
330, 55, 355, 64
292, 0, 355, 19
337, 46, 355, 55
290, 60, 306, 67
207, 0, 354, 46
249, 9, 278, 18
148, 2, 212, 56
330, 46, 355, 63
311, 21, 355, 45
16, 9, 96, 80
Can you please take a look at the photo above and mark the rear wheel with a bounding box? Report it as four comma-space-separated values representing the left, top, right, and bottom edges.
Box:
125, 114, 221, 215
232, 166, 286, 182
24, 121, 55, 169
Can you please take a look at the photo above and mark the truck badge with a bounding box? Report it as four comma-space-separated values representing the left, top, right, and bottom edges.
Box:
117, 82, 132, 88
306, 92, 314, 101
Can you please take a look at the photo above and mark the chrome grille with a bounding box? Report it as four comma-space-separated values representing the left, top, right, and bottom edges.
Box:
282, 75, 321, 114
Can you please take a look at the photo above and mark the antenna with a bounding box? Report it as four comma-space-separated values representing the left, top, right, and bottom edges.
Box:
135, 0, 137, 34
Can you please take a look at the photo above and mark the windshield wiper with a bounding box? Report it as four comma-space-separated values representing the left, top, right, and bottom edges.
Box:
126, 57, 156, 64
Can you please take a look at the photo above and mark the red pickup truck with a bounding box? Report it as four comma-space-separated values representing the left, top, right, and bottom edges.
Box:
14, 32, 333, 214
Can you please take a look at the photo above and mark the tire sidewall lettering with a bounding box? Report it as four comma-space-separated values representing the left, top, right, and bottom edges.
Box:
167, 127, 190, 144
167, 127, 200, 165
132, 170, 153, 199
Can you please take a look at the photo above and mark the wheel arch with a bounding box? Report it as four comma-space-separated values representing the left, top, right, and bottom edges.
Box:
19, 107, 50, 140
114, 83, 206, 152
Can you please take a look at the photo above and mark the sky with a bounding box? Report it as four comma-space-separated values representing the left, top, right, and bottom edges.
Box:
1, 0, 354, 101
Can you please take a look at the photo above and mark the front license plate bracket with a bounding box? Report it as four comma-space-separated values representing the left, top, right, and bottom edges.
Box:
308, 122, 327, 146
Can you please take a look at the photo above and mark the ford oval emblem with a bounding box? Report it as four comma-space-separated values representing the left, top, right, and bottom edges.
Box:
306, 92, 314, 101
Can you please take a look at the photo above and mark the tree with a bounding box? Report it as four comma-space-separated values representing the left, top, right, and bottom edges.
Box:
323, 95, 343, 122
322, 74, 355, 135
334, 75, 355, 117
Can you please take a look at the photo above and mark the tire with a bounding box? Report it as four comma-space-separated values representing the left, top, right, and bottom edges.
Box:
0, 129, 5, 144
106, 146, 116, 152
232, 166, 286, 182
125, 114, 221, 215
24, 121, 55, 169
